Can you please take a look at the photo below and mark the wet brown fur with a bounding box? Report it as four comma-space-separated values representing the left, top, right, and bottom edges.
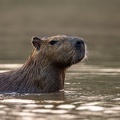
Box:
0, 35, 86, 93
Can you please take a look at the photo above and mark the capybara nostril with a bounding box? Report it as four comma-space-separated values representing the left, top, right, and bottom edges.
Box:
75, 40, 84, 47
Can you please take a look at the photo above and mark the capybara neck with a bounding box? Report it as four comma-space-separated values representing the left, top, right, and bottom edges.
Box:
22, 49, 65, 92
0, 35, 86, 93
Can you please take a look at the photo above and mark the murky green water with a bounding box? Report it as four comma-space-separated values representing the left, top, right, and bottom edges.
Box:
0, 64, 120, 120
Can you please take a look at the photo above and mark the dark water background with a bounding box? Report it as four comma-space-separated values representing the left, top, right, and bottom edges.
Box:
0, 0, 120, 120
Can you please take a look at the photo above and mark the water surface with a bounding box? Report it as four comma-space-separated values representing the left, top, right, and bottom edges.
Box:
0, 64, 120, 120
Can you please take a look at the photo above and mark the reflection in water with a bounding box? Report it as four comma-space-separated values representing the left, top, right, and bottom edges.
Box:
0, 64, 120, 120
1, 99, 35, 104
0, 64, 22, 71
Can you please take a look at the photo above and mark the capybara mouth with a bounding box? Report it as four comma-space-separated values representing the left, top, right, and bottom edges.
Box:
71, 40, 86, 64
56, 46, 86, 67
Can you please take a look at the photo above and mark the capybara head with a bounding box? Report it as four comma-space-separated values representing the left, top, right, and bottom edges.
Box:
32, 35, 86, 68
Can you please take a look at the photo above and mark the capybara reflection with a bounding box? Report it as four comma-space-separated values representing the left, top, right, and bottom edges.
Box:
0, 35, 86, 93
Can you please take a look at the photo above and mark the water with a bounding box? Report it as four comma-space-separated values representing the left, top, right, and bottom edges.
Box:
0, 64, 120, 120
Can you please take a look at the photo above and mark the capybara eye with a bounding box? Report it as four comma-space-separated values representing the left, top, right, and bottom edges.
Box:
49, 40, 58, 45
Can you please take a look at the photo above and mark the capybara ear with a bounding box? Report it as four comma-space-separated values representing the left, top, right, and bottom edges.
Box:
32, 36, 41, 50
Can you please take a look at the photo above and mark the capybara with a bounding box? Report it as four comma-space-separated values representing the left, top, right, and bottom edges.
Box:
0, 35, 86, 93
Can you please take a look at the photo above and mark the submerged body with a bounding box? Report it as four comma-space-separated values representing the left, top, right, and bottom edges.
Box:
0, 35, 86, 93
